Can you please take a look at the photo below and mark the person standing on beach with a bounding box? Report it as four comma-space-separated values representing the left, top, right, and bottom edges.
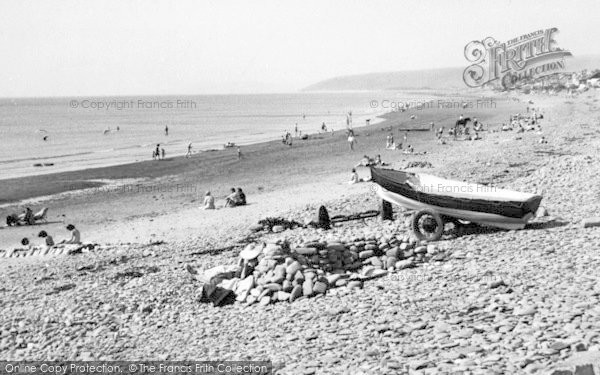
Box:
186, 143, 193, 158
165, 125, 169, 136
237, 147, 242, 160
403, 131, 408, 145
295, 123, 298, 136
347, 130, 356, 151
161, 148, 165, 160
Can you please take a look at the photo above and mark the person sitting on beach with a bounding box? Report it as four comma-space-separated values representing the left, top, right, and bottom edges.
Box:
38, 230, 54, 254
203, 191, 215, 209
59, 224, 81, 245
225, 188, 238, 207
22, 207, 34, 226
348, 168, 361, 184
471, 131, 481, 141
375, 154, 382, 165
236, 188, 247, 206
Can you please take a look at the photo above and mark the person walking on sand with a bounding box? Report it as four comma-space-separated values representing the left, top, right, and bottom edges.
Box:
237, 147, 242, 160
155, 144, 160, 160
165, 125, 169, 136
186, 142, 192, 158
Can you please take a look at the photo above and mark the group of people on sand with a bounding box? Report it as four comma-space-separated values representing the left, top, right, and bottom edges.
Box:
355, 154, 383, 168
502, 112, 543, 134
152, 144, 166, 160
282, 131, 293, 146
5, 224, 81, 257
202, 188, 247, 209
5, 207, 49, 227
438, 115, 483, 142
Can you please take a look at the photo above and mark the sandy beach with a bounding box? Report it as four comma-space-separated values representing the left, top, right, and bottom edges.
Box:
1, 91, 517, 248
2, 89, 600, 373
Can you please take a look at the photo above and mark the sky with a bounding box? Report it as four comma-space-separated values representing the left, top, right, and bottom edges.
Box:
1, 0, 599, 97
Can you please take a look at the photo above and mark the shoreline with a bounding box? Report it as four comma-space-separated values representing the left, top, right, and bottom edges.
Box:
0, 92, 398, 181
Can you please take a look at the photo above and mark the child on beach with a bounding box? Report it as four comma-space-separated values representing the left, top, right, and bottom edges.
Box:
348, 168, 360, 184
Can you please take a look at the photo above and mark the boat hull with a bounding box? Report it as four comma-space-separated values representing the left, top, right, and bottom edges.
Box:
370, 167, 542, 220
376, 187, 532, 230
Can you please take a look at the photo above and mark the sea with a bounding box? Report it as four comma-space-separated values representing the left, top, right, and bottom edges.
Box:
0, 92, 429, 180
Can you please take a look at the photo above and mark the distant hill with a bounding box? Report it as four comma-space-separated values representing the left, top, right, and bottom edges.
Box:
303, 55, 600, 91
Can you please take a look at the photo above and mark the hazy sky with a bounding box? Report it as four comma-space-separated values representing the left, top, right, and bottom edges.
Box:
1, 0, 599, 97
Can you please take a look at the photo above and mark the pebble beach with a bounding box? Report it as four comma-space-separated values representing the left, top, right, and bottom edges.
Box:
2, 90, 600, 374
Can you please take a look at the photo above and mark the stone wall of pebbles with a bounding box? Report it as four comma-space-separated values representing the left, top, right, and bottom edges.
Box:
227, 234, 445, 306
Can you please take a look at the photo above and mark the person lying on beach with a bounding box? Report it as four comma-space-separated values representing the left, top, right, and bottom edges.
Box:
59, 224, 81, 245
348, 168, 361, 184
355, 155, 375, 167
203, 191, 215, 209
403, 145, 414, 154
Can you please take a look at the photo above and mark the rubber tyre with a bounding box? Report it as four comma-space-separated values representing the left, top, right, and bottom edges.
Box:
412, 210, 444, 241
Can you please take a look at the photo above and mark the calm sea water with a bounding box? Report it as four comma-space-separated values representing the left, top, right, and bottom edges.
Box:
0, 92, 417, 179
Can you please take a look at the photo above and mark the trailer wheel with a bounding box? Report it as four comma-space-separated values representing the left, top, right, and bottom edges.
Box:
412, 210, 444, 241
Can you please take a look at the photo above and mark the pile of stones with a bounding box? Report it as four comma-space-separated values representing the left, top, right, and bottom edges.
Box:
207, 234, 446, 306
